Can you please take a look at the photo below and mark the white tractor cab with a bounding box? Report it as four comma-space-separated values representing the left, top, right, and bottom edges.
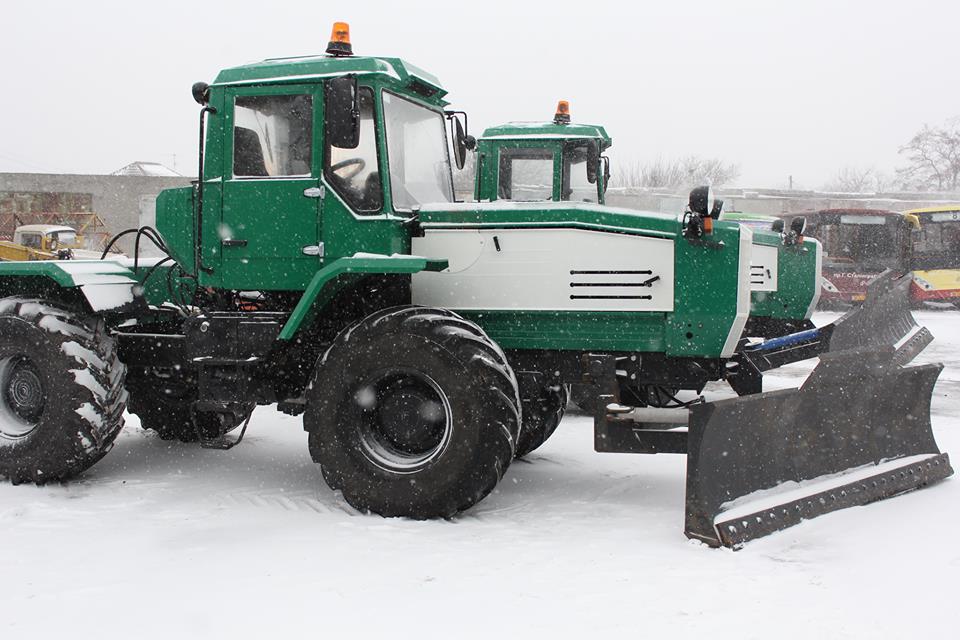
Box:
11, 225, 102, 260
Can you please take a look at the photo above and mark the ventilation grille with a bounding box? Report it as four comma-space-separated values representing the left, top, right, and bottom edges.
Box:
751, 265, 772, 286
569, 270, 660, 300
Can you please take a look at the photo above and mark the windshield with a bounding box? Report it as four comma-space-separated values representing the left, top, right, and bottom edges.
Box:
818, 219, 907, 270
912, 216, 960, 270
382, 92, 453, 210
498, 147, 554, 201
53, 230, 77, 246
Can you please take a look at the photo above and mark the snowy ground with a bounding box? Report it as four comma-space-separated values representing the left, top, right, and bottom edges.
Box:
1, 312, 958, 638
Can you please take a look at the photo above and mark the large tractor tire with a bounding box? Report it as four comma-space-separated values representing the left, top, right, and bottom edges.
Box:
305, 306, 520, 519
126, 378, 252, 443
0, 298, 127, 484
515, 374, 566, 458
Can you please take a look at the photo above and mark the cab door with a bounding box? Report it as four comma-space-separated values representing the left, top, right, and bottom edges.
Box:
220, 84, 323, 290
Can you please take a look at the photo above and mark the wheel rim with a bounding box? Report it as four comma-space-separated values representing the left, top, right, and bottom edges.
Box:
350, 368, 452, 473
0, 356, 46, 439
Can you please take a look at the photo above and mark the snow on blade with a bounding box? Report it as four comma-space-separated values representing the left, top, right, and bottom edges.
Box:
715, 454, 940, 524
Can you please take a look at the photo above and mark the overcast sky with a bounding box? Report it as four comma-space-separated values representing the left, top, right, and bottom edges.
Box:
2, 0, 957, 188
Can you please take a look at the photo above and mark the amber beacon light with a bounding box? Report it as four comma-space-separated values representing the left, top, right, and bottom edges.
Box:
554, 100, 571, 124
327, 22, 353, 56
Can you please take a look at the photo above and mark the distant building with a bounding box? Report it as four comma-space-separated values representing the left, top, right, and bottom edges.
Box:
111, 162, 183, 178
1, 164, 192, 254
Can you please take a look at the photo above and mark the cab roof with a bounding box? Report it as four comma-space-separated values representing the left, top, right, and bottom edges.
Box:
212, 54, 448, 104
15, 225, 75, 234
479, 121, 612, 148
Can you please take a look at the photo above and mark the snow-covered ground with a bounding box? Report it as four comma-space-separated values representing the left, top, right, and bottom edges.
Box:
1, 312, 957, 638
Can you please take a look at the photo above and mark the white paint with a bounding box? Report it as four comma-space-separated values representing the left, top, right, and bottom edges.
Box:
720, 225, 753, 358
412, 228, 675, 312
749, 243, 779, 292
804, 237, 823, 319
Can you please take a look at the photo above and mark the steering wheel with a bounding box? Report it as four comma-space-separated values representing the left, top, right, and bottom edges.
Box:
329, 158, 366, 181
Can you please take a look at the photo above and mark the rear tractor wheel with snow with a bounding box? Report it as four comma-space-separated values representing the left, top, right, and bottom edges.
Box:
305, 306, 521, 519
0, 298, 127, 484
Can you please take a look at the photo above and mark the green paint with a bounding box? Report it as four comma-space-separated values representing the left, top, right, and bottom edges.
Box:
278, 255, 447, 340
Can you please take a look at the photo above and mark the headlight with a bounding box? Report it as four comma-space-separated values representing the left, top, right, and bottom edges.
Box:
912, 273, 934, 291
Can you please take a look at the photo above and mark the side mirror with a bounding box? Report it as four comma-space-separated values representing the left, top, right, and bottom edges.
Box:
710, 199, 724, 219
688, 185, 714, 216
446, 111, 475, 171
771, 219, 785, 233
325, 75, 360, 149
586, 140, 599, 184
452, 117, 468, 170
790, 217, 807, 235
602, 156, 611, 193
191, 82, 210, 106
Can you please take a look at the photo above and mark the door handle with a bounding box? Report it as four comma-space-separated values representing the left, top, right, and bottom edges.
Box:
221, 239, 248, 247
303, 186, 325, 199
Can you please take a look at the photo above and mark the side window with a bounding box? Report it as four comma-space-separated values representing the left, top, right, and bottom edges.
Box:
498, 148, 554, 201
21, 234, 41, 249
325, 88, 382, 213
233, 94, 312, 178
562, 142, 598, 203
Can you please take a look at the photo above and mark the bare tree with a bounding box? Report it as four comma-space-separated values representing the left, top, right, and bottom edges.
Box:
823, 166, 888, 193
896, 118, 960, 191
614, 156, 739, 189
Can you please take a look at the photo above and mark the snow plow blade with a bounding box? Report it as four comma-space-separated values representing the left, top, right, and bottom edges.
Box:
729, 270, 931, 396
685, 347, 952, 548
825, 270, 923, 353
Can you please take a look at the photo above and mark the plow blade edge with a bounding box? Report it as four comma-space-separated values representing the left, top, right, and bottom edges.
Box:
685, 348, 952, 548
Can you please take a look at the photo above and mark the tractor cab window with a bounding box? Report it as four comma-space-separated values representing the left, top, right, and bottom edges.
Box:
382, 91, 454, 211
325, 87, 382, 213
497, 148, 554, 201
562, 141, 599, 203
233, 94, 312, 178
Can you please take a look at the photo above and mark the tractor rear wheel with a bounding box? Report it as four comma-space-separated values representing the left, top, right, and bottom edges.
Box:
515, 374, 567, 458
305, 306, 520, 519
0, 298, 127, 484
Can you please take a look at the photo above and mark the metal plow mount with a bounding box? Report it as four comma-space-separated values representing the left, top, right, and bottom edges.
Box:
685, 344, 952, 548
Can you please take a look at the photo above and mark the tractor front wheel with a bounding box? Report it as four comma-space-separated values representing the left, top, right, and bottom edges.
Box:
305, 306, 520, 518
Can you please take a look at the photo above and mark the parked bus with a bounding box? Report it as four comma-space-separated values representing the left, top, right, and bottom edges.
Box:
902, 205, 960, 307
784, 209, 913, 307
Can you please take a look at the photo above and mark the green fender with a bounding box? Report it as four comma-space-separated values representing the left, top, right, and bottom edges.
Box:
278, 255, 449, 341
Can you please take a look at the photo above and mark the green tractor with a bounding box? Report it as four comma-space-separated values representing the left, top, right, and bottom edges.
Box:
0, 23, 949, 548
473, 102, 820, 340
